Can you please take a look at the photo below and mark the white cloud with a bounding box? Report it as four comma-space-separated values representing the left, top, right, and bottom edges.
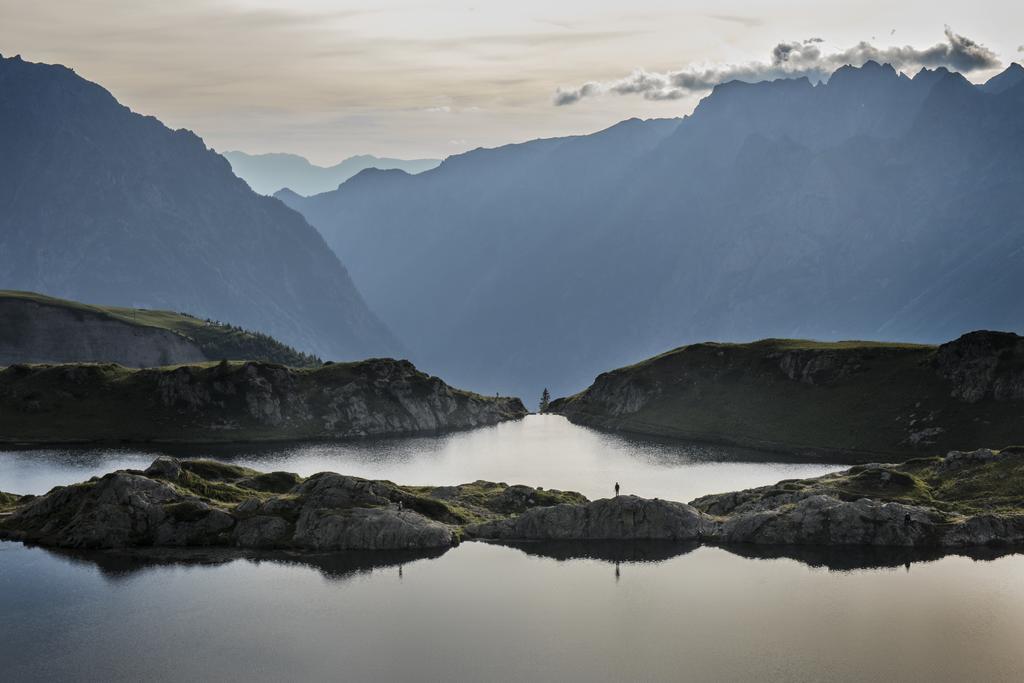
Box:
554, 27, 1001, 105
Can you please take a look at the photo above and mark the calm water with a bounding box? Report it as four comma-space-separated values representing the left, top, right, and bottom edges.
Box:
4, 416, 1024, 682
0, 415, 843, 500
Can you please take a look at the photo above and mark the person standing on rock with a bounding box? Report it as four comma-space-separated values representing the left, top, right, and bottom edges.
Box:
614, 482, 620, 497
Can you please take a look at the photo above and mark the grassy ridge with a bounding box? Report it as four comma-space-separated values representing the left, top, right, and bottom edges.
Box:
0, 290, 321, 367
0, 359, 526, 445
552, 336, 1024, 460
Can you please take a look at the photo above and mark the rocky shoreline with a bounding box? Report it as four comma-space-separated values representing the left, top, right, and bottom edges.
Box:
3, 448, 1024, 552
550, 331, 1024, 460
0, 358, 527, 445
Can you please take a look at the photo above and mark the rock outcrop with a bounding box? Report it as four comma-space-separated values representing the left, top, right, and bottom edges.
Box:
5, 449, 1024, 553
691, 447, 1024, 547
0, 358, 527, 444
466, 496, 709, 541
934, 331, 1024, 403
0, 458, 581, 551
551, 333, 1024, 460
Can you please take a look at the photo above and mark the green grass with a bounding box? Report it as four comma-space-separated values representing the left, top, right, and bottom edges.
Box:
0, 492, 20, 513
0, 290, 321, 367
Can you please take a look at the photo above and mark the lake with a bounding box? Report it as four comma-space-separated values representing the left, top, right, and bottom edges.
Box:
3, 415, 1023, 682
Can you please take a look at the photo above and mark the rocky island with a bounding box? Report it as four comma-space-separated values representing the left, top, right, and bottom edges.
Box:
0, 359, 526, 445
4, 448, 1024, 552
550, 331, 1024, 460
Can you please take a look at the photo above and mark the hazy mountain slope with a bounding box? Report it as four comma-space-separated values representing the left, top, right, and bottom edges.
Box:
282, 62, 1024, 399
278, 117, 682, 395
224, 150, 441, 196
0, 54, 399, 361
0, 290, 321, 367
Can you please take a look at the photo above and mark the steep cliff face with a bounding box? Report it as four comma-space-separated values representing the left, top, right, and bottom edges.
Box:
551, 332, 1024, 460
0, 296, 207, 367
0, 359, 527, 444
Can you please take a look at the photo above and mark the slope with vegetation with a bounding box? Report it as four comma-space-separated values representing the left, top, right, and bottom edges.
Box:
0, 358, 527, 445
0, 290, 320, 367
550, 331, 1024, 459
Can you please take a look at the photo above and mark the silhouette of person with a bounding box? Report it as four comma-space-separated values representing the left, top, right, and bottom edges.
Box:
614, 482, 620, 497
615, 562, 621, 582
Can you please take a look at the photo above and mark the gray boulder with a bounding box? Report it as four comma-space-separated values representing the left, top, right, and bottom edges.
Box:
466, 495, 711, 541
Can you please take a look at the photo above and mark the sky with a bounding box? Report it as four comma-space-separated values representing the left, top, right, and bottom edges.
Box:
1, 0, 1022, 164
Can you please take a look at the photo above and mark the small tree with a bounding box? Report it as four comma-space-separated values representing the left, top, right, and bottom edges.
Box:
539, 388, 551, 413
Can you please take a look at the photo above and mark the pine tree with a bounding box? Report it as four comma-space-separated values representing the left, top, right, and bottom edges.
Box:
539, 388, 551, 413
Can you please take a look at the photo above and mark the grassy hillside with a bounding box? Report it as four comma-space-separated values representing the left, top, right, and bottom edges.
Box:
550, 333, 1024, 460
0, 358, 527, 445
0, 291, 321, 367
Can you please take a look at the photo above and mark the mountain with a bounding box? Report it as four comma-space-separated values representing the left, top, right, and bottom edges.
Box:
980, 62, 1024, 94
549, 331, 1024, 459
280, 62, 1024, 399
0, 54, 398, 361
224, 150, 441, 196
0, 290, 321, 367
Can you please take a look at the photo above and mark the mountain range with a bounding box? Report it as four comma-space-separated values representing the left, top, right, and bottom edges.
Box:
0, 53, 398, 361
224, 150, 441, 196
279, 61, 1024, 399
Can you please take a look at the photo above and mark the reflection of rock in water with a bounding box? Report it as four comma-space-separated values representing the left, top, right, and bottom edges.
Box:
35, 545, 450, 582
486, 539, 700, 564
487, 539, 1024, 572
716, 543, 1022, 571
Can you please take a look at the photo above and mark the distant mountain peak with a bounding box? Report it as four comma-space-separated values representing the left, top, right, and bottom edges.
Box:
981, 62, 1024, 94
828, 61, 899, 85
224, 150, 441, 195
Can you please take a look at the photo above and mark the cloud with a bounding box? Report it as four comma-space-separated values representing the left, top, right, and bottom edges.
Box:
706, 14, 763, 28
554, 27, 1000, 105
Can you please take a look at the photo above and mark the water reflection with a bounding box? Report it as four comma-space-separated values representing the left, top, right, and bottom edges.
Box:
0, 415, 847, 502
713, 543, 1023, 572
7, 539, 1024, 682
21, 539, 1024, 580
36, 544, 450, 583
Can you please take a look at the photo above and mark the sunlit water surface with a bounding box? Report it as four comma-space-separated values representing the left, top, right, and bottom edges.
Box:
1, 414, 840, 500
4, 416, 1023, 681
